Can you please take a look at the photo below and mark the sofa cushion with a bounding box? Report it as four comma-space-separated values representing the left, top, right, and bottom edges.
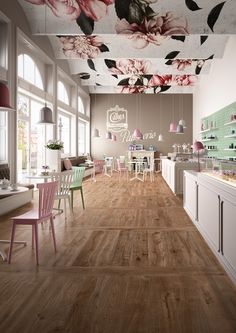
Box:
61, 156, 87, 171
64, 158, 73, 170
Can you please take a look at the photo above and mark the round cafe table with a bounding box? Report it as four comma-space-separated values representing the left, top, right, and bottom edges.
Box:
128, 160, 145, 182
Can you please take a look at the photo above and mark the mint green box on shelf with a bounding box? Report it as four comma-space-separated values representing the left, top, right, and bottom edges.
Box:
200, 101, 236, 160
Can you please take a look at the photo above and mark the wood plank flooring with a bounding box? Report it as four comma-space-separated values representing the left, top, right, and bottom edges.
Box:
0, 174, 236, 332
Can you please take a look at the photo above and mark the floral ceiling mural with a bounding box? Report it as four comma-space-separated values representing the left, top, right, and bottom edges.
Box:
18, 0, 236, 93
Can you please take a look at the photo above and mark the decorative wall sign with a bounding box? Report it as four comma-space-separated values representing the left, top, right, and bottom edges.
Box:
106, 105, 128, 132
120, 129, 157, 143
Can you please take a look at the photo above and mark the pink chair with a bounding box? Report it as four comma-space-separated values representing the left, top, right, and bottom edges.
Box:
116, 158, 129, 181
8, 181, 58, 265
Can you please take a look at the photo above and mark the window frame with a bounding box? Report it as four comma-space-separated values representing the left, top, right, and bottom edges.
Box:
18, 53, 44, 90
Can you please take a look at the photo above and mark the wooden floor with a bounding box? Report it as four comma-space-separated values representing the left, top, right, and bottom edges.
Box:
0, 173, 236, 333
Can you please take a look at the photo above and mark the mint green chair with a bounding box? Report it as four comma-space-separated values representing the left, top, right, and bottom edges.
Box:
70, 166, 85, 210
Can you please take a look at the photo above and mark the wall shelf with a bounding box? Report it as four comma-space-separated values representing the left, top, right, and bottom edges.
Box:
224, 120, 236, 126
200, 101, 236, 160
202, 138, 217, 142
199, 127, 218, 134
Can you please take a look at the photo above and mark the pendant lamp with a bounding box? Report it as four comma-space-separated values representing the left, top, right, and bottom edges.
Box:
111, 133, 117, 141
37, 105, 55, 124
93, 128, 100, 137
133, 128, 143, 140
169, 122, 177, 133
179, 119, 186, 128
176, 95, 184, 134
158, 96, 164, 141
169, 95, 177, 132
178, 95, 187, 128
176, 124, 184, 134
0, 82, 15, 111
106, 131, 112, 139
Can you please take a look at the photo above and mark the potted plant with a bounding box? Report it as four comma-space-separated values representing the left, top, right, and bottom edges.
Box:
46, 140, 64, 172
45, 140, 64, 150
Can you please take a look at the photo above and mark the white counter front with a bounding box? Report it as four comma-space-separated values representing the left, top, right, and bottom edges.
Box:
162, 159, 198, 194
184, 170, 236, 285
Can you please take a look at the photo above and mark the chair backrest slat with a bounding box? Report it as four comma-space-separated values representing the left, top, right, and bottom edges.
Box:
37, 181, 58, 219
50, 171, 73, 196
72, 166, 85, 187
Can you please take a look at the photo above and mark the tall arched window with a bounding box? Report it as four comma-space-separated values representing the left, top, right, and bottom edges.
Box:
18, 54, 44, 89
78, 96, 85, 114
58, 81, 69, 105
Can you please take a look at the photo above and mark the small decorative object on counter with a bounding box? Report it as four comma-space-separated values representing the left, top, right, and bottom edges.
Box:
0, 178, 10, 189
41, 165, 50, 175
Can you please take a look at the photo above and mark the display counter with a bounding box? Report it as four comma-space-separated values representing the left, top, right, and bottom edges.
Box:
161, 159, 198, 194
184, 170, 236, 285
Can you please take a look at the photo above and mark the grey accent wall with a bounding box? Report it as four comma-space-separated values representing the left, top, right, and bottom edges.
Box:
91, 94, 193, 159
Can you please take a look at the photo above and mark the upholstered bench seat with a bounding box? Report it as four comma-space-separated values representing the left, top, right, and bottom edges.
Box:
61, 157, 94, 178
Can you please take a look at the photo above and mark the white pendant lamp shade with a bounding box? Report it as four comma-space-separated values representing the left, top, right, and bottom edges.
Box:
111, 134, 117, 141
106, 131, 112, 139
93, 128, 100, 138
179, 119, 186, 128
169, 122, 177, 133
0, 82, 15, 111
37, 106, 54, 124
133, 128, 143, 140
158, 134, 164, 142
176, 124, 184, 134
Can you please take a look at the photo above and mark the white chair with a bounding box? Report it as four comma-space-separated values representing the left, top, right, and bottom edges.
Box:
143, 161, 155, 182
50, 170, 73, 220
103, 157, 113, 177
116, 158, 129, 181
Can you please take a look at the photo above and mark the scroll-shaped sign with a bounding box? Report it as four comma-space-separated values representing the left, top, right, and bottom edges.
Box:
106, 105, 128, 133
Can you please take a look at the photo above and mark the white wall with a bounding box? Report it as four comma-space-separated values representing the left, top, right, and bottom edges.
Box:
193, 36, 236, 140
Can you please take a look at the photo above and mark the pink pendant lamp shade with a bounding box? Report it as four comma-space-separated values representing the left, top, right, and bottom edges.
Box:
169, 122, 177, 133
192, 140, 204, 152
0, 82, 14, 111
133, 128, 143, 140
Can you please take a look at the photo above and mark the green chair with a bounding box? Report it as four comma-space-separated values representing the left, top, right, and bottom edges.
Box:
70, 166, 85, 210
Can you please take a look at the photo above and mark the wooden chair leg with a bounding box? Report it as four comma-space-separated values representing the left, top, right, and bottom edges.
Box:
64, 198, 67, 220
32, 225, 35, 249
80, 188, 85, 210
58, 199, 61, 209
50, 217, 57, 252
70, 190, 74, 211
34, 223, 39, 265
8, 222, 16, 264
68, 196, 72, 214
